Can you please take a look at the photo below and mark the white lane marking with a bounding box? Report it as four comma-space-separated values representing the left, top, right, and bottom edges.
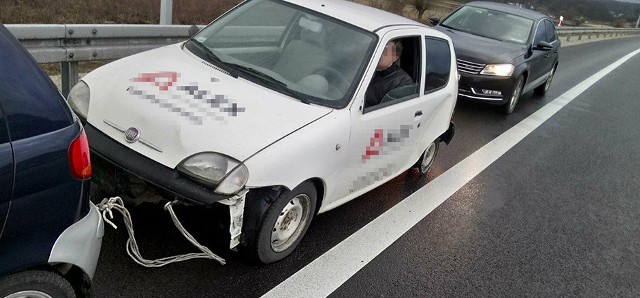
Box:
263, 49, 640, 298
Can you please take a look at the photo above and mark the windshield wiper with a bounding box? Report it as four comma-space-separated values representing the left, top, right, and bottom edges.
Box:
225, 63, 310, 104
187, 39, 238, 78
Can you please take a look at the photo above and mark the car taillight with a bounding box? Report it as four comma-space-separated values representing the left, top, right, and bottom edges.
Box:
68, 129, 92, 180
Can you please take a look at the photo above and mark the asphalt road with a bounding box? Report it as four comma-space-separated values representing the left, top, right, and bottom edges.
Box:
92, 36, 640, 297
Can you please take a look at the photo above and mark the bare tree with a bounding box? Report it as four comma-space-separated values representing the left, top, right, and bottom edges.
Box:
408, 0, 430, 21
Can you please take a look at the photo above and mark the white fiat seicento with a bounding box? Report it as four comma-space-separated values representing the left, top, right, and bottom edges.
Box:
69, 0, 457, 263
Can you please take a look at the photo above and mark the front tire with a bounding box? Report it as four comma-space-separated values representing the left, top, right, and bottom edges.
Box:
253, 182, 317, 264
0, 270, 76, 298
503, 76, 524, 114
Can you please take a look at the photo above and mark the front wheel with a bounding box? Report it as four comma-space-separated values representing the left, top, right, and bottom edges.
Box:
0, 270, 76, 298
503, 76, 524, 114
253, 182, 317, 264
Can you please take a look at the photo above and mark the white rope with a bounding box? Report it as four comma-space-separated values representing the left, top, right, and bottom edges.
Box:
97, 197, 226, 267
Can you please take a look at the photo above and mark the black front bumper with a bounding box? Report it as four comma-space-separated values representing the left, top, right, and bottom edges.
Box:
85, 123, 232, 205
458, 73, 516, 105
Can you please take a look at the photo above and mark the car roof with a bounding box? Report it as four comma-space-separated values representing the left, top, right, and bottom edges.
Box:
282, 0, 427, 32
465, 1, 548, 21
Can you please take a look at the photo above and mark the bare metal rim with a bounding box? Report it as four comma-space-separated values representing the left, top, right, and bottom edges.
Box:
270, 194, 312, 253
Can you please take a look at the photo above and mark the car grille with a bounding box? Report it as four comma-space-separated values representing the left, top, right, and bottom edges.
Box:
457, 59, 485, 75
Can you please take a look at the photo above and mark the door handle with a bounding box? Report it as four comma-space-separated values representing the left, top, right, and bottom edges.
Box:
544, 54, 550, 58
415, 110, 423, 117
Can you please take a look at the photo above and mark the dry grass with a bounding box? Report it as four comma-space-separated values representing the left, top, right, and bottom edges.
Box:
0, 0, 242, 24
352, 0, 459, 24
2, 0, 459, 78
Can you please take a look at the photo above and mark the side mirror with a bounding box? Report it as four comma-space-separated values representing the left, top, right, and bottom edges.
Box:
534, 41, 553, 51
188, 25, 200, 37
429, 17, 440, 26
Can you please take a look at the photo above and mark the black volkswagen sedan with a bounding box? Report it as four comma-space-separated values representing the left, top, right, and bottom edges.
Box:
432, 1, 559, 114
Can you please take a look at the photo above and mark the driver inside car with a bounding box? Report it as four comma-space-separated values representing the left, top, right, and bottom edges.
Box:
364, 40, 413, 108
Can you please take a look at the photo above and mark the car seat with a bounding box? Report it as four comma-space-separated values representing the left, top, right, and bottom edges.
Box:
272, 17, 331, 86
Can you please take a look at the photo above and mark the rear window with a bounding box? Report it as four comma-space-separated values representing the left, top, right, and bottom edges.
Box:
0, 26, 72, 141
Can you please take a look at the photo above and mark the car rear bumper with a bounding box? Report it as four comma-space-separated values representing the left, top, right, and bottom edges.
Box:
85, 123, 233, 205
457, 73, 515, 105
48, 203, 103, 278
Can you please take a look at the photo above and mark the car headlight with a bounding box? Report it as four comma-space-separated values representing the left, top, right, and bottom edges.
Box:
480, 64, 515, 77
68, 81, 90, 120
177, 152, 249, 195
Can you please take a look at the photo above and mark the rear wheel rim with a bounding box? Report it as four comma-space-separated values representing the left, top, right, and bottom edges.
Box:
6, 291, 53, 298
544, 68, 555, 91
420, 142, 437, 174
271, 194, 311, 252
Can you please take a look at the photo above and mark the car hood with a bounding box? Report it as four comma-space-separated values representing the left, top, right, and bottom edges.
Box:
436, 26, 526, 64
82, 43, 332, 168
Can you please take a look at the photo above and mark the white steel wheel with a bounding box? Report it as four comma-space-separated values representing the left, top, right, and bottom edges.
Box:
419, 141, 439, 175
255, 182, 317, 264
270, 194, 311, 253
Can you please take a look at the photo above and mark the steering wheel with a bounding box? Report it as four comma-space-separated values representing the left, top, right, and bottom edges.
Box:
314, 67, 350, 97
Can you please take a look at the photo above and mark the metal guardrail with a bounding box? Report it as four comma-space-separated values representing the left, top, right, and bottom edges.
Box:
5, 24, 640, 96
6, 24, 199, 95
557, 27, 640, 43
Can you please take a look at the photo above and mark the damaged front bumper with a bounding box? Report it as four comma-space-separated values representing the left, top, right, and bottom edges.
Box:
85, 123, 234, 205
85, 123, 252, 249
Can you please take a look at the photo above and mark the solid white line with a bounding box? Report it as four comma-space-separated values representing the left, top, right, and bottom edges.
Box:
262, 49, 640, 298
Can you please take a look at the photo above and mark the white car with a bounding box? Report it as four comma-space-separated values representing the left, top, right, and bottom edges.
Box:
69, 0, 457, 263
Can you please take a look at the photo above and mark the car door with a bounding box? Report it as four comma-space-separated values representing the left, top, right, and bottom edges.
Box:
0, 104, 12, 239
527, 19, 550, 89
330, 30, 433, 203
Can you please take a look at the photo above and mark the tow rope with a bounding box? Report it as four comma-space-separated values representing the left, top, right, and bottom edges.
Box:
97, 197, 226, 267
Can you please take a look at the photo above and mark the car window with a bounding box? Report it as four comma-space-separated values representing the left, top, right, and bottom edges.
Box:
545, 20, 557, 42
364, 36, 422, 112
534, 20, 546, 44
424, 37, 451, 94
440, 6, 534, 45
0, 27, 72, 141
202, 0, 297, 48
190, 0, 376, 109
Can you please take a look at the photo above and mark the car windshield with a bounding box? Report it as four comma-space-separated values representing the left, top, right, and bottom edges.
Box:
441, 6, 534, 45
187, 0, 376, 108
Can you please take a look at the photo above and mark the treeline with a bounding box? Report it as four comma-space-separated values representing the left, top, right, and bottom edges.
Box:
0, 0, 242, 24
459, 0, 640, 26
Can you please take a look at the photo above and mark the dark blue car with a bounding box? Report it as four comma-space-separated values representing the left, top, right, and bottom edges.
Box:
0, 24, 103, 297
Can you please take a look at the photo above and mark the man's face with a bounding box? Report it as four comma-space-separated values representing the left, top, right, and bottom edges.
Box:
376, 42, 399, 71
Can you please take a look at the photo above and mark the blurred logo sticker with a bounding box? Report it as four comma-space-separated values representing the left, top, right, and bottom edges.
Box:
129, 72, 246, 125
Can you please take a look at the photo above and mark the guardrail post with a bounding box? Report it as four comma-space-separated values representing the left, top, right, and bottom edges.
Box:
566, 33, 571, 42
578, 33, 582, 40
160, 0, 173, 25
61, 61, 78, 97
